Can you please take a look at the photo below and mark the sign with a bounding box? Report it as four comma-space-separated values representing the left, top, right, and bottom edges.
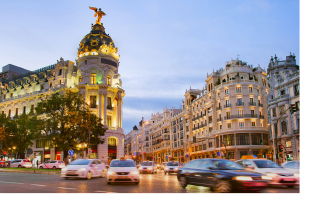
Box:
217, 152, 220, 157
166, 156, 168, 159
88, 148, 92, 155
68, 150, 74, 156
186, 154, 189, 158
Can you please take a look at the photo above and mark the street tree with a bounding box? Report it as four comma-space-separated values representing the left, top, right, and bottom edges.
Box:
35, 89, 107, 161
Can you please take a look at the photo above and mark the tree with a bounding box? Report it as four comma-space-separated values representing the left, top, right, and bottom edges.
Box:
35, 89, 107, 161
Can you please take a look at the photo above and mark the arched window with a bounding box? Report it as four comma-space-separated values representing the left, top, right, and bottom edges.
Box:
107, 76, 111, 85
108, 138, 117, 146
91, 74, 96, 84
281, 121, 287, 135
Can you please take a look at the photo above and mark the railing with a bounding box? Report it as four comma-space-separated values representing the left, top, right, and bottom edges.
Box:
293, 129, 299, 134
259, 103, 263, 107
236, 102, 244, 106
269, 94, 289, 104
259, 115, 264, 119
249, 102, 256, 106
217, 118, 223, 122
224, 114, 258, 120
216, 106, 222, 110
224, 104, 231, 108
107, 105, 113, 110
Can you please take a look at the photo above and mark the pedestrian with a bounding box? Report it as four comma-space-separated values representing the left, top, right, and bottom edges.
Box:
36, 160, 39, 169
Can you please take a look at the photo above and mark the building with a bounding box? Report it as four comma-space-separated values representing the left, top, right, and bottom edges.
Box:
126, 58, 272, 162
0, 12, 125, 164
267, 53, 300, 162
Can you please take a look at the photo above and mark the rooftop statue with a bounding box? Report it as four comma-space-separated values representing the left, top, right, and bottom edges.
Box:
89, 7, 106, 25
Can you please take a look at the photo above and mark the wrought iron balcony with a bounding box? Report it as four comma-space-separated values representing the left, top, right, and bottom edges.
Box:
224, 104, 231, 108
249, 102, 256, 106
236, 102, 244, 106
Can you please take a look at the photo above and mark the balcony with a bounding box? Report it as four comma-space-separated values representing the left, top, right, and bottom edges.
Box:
249, 102, 256, 106
259, 115, 264, 119
216, 106, 222, 110
258, 103, 263, 107
293, 129, 299, 134
224, 104, 231, 108
217, 118, 223, 122
236, 102, 244, 106
107, 105, 113, 110
224, 114, 258, 120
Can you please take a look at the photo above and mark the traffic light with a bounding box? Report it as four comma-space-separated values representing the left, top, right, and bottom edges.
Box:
279, 145, 283, 152
290, 104, 296, 114
259, 139, 263, 145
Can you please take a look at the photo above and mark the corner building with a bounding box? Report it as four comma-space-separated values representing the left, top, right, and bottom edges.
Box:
0, 20, 125, 163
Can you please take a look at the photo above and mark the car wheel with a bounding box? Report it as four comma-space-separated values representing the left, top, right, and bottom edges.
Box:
179, 176, 188, 188
101, 170, 106, 178
215, 180, 232, 193
18, 165, 21, 168
52, 166, 56, 170
87, 171, 92, 180
39, 166, 43, 169
107, 181, 111, 185
287, 185, 295, 188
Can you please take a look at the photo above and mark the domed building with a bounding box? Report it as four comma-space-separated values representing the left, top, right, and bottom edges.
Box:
0, 10, 125, 164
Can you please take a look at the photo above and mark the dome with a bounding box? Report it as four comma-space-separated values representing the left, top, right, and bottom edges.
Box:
78, 23, 117, 58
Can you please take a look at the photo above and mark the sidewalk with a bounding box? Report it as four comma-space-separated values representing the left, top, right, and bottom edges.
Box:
0, 168, 61, 175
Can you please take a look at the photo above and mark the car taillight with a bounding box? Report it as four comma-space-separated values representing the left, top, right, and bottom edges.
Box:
59, 163, 61, 165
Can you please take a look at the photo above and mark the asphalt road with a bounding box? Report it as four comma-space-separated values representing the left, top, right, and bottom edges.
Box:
0, 170, 299, 193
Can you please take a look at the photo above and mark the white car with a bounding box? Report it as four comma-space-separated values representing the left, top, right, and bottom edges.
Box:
61, 159, 107, 180
160, 162, 168, 170
281, 161, 300, 174
235, 159, 299, 188
164, 161, 180, 175
10, 159, 32, 168
139, 161, 157, 174
107, 159, 139, 184
39, 160, 65, 169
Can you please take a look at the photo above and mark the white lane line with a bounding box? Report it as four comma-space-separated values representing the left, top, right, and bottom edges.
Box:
31, 184, 46, 187
0, 181, 24, 184
57, 187, 76, 190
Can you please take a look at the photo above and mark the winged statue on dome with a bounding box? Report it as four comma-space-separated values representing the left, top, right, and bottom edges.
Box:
89, 7, 106, 24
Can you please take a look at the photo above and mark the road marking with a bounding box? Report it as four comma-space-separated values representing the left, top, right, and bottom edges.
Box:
57, 187, 75, 190
31, 184, 46, 187
0, 181, 24, 184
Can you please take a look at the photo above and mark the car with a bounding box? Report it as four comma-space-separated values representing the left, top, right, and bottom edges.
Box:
61, 159, 107, 180
10, 159, 32, 168
0, 160, 8, 168
160, 162, 168, 170
281, 161, 300, 174
139, 161, 157, 174
39, 160, 65, 169
107, 159, 139, 184
155, 162, 161, 169
177, 159, 268, 193
164, 161, 180, 175
235, 159, 299, 188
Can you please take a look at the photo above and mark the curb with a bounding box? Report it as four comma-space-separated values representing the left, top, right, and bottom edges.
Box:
0, 169, 60, 175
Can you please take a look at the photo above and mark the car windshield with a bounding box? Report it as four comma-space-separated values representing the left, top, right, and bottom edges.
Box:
110, 160, 135, 167
69, 159, 91, 165
141, 162, 152, 166
253, 160, 281, 168
167, 162, 179, 166
213, 160, 244, 170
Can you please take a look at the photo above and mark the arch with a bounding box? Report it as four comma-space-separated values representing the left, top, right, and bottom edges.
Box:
281, 120, 287, 135
108, 137, 118, 146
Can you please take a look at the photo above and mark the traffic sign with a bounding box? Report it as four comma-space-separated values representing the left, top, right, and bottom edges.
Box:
68, 150, 74, 156
88, 148, 92, 155
186, 154, 189, 158
166, 155, 168, 159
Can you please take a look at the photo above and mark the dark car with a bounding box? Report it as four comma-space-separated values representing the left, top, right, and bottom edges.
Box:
177, 159, 268, 193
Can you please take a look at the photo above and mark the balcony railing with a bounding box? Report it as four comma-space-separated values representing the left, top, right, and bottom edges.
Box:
216, 106, 222, 110
224, 104, 231, 108
236, 102, 244, 106
224, 114, 258, 120
259, 115, 264, 119
107, 105, 113, 110
249, 102, 256, 106
293, 129, 299, 134
258, 103, 263, 107
217, 118, 223, 122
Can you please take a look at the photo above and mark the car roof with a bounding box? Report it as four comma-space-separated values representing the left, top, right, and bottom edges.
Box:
112, 159, 134, 161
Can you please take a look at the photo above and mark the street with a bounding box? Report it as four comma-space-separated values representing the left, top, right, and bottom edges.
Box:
0, 170, 299, 193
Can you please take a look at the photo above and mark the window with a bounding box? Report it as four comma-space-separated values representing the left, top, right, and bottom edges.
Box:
220, 125, 222, 129
107, 116, 112, 127
296, 101, 300, 111
239, 122, 244, 127
41, 84, 44, 90
108, 138, 117, 146
11, 93, 13, 98
272, 108, 277, 117
279, 105, 285, 114
16, 108, 18, 116
281, 121, 287, 135
209, 142, 212, 148
249, 98, 254, 104
225, 89, 229, 94
286, 141, 292, 147
85, 60, 87, 65
294, 85, 299, 96
252, 122, 256, 127
30, 105, 34, 114
90, 96, 97, 108
209, 116, 213, 123
217, 92, 220, 96
251, 110, 255, 117
50, 82, 53, 87
79, 76, 82, 83
226, 112, 230, 119
8, 110, 11, 117
236, 87, 242, 92
208, 107, 212, 113
225, 99, 230, 107
227, 123, 231, 129
23, 106, 26, 114
281, 90, 285, 95
249, 87, 253, 92
228, 152, 234, 159
59, 80, 62, 84
91, 74, 96, 84
237, 98, 242, 105
257, 88, 259, 93
240, 151, 248, 158
238, 110, 243, 117
107, 76, 111, 85
3, 94, 6, 99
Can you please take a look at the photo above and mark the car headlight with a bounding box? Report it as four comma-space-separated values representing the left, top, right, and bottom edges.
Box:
78, 168, 86, 172
261, 175, 273, 180
174, 167, 178, 170
139, 167, 143, 170
266, 173, 278, 177
148, 167, 152, 170
107, 171, 116, 175
130, 171, 139, 175
164, 167, 168, 170
61, 168, 67, 172
233, 176, 253, 181
294, 173, 300, 177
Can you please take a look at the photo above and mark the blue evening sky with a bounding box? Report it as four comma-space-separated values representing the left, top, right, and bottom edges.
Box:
0, 0, 300, 134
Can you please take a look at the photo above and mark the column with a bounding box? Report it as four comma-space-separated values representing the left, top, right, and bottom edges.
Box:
99, 93, 102, 119
104, 94, 107, 126
117, 96, 120, 128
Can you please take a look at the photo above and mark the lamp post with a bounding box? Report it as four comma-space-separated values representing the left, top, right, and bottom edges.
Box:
86, 101, 91, 159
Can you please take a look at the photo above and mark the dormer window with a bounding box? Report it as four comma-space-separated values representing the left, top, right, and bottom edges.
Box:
59, 69, 62, 75
91, 74, 96, 84
107, 76, 111, 85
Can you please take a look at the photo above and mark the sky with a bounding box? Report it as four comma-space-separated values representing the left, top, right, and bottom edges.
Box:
0, 0, 300, 134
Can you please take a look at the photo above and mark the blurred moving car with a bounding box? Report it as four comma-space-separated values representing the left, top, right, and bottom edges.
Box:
39, 160, 65, 169
281, 161, 300, 174
139, 161, 157, 174
10, 159, 32, 168
155, 162, 161, 169
235, 159, 299, 188
0, 160, 8, 168
61, 159, 107, 180
164, 161, 180, 175
160, 162, 168, 170
107, 159, 139, 184
177, 159, 268, 193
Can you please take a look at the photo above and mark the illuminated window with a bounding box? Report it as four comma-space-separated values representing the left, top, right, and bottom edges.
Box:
227, 123, 232, 129
252, 122, 256, 127
27, 79, 29, 83
59, 80, 62, 84
249, 87, 253, 92
79, 76, 82, 83
19, 81, 22, 85
236, 87, 241, 92
107, 76, 111, 85
91, 74, 96, 84
239, 122, 244, 127
108, 138, 117, 146
90, 96, 97, 108
59, 69, 62, 75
